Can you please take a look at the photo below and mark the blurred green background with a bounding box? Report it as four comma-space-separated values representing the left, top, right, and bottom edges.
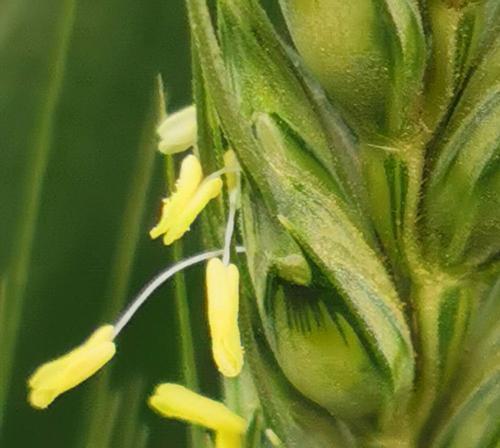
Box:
0, 0, 222, 446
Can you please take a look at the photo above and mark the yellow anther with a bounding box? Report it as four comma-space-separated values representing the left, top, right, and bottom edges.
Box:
206, 258, 243, 378
223, 149, 240, 192
150, 155, 222, 245
150, 154, 203, 239
157, 105, 197, 155
215, 431, 243, 448
28, 325, 115, 409
148, 383, 246, 435
162, 177, 223, 245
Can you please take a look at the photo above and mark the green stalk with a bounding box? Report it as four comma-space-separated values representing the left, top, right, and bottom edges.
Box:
399, 130, 438, 442
165, 157, 205, 448
133, 426, 150, 448
113, 377, 147, 448
81, 391, 121, 448
0, 0, 76, 431
411, 274, 450, 436
80, 80, 158, 448
400, 128, 467, 440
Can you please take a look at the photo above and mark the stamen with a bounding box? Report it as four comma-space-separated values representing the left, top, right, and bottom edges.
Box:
204, 166, 240, 183
148, 383, 246, 433
150, 154, 225, 246
206, 258, 243, 377
157, 105, 197, 155
28, 325, 116, 409
162, 177, 223, 246
222, 150, 241, 266
150, 154, 203, 240
215, 431, 243, 448
222, 190, 238, 266
113, 246, 246, 338
222, 150, 240, 192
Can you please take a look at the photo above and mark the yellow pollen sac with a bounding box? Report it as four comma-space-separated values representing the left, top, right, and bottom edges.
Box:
206, 258, 243, 378
150, 154, 203, 240
157, 105, 197, 155
148, 383, 246, 436
27, 325, 116, 409
223, 149, 240, 192
215, 431, 243, 448
150, 154, 223, 245
162, 177, 223, 245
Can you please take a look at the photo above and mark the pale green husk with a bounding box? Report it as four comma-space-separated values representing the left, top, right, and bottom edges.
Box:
187, 0, 500, 446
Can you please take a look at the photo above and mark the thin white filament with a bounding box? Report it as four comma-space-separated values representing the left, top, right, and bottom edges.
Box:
113, 246, 246, 338
222, 190, 238, 266
204, 166, 240, 183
